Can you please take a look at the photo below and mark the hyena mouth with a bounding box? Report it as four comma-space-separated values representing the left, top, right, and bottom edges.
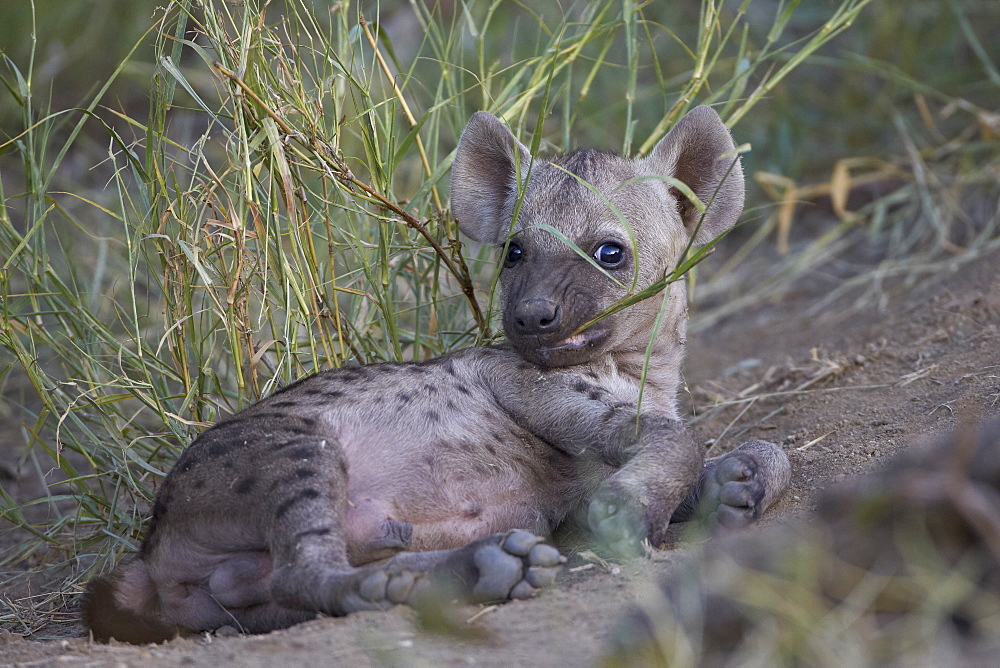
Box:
538, 328, 609, 352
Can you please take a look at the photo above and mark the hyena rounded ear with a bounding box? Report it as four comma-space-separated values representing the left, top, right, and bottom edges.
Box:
451, 112, 532, 245
644, 106, 745, 245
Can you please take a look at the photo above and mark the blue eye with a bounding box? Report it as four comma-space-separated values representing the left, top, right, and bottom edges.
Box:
595, 242, 625, 267
505, 242, 523, 265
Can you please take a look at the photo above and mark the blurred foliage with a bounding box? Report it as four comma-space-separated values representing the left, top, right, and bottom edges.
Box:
2, 0, 997, 181
0, 0, 157, 133
746, 0, 1000, 178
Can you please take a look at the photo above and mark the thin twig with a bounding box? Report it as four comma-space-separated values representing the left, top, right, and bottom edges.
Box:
360, 16, 443, 210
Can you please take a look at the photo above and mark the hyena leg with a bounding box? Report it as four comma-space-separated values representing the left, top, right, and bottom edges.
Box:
672, 440, 791, 528
387, 530, 564, 603
585, 417, 704, 557
264, 436, 429, 616
266, 439, 563, 614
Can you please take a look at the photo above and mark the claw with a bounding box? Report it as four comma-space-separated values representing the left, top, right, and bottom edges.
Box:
509, 581, 537, 600
528, 543, 563, 567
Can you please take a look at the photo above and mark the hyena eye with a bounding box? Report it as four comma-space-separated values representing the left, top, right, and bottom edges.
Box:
594, 242, 625, 268
505, 242, 523, 266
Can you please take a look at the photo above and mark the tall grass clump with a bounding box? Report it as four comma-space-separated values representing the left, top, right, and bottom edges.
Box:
1, 0, 873, 629
692, 0, 1000, 330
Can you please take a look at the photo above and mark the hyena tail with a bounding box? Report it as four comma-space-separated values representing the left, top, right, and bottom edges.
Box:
83, 559, 180, 644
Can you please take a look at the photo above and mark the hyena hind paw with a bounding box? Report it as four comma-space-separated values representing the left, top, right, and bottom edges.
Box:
470, 530, 564, 603
343, 569, 431, 612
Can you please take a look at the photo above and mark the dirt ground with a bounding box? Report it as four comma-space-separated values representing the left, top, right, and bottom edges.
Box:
2, 228, 999, 666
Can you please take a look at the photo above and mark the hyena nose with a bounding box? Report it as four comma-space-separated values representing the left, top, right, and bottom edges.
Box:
513, 299, 561, 335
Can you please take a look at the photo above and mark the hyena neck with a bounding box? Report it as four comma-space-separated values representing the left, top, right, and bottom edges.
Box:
609, 286, 688, 418
610, 344, 684, 419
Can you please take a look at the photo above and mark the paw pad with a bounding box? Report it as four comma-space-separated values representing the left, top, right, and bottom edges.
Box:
471, 530, 564, 603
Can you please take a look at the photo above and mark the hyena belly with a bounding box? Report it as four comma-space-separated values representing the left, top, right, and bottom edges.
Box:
141, 346, 593, 607
298, 347, 599, 557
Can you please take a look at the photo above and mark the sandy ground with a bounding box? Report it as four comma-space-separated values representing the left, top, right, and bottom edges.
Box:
2, 228, 999, 666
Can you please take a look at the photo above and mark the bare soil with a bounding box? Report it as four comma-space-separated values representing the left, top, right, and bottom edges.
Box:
2, 231, 999, 666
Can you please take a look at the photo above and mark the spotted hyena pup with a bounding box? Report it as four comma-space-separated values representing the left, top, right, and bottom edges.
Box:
84, 106, 791, 643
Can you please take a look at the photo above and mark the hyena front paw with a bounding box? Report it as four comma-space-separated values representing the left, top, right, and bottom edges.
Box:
702, 450, 767, 529
587, 490, 647, 559
470, 530, 564, 602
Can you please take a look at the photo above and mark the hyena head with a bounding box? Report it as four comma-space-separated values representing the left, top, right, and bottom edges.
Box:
451, 106, 744, 368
